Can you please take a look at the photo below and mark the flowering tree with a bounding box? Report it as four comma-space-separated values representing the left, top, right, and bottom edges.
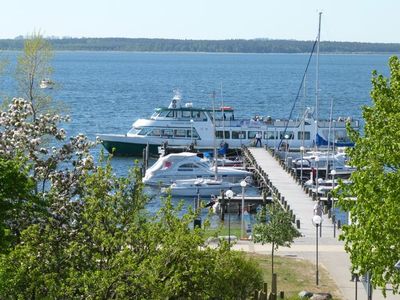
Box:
0, 98, 264, 298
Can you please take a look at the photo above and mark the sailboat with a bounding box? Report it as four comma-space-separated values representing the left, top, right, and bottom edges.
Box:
163, 92, 251, 197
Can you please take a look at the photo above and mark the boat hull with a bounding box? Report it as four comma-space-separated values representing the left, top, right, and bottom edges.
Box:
165, 183, 242, 197
102, 139, 159, 156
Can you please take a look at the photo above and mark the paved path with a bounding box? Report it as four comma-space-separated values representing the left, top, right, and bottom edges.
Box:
242, 147, 397, 300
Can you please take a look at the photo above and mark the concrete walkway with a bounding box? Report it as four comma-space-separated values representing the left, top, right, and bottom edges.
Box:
242, 147, 397, 300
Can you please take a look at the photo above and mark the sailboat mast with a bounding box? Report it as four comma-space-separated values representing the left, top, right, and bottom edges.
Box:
315, 12, 322, 149
212, 91, 218, 180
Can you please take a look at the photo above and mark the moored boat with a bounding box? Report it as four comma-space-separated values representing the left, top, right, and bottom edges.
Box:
39, 78, 55, 89
162, 178, 243, 197
97, 91, 359, 156
142, 152, 251, 186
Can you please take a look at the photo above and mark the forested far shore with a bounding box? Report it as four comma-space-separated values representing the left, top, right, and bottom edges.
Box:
1, 37, 400, 53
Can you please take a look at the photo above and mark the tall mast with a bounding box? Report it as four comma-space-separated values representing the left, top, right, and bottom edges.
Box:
315, 12, 322, 149
212, 91, 218, 180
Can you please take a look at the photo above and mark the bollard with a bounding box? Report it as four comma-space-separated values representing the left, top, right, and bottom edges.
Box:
337, 220, 341, 229
296, 219, 301, 229
271, 274, 277, 300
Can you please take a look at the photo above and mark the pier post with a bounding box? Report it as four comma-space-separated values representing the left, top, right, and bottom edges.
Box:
220, 191, 225, 221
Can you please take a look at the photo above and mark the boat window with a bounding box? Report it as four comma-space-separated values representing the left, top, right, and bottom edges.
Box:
215, 131, 230, 139
149, 129, 161, 136
264, 131, 277, 140
193, 111, 207, 121
248, 131, 258, 139
177, 163, 197, 171
181, 110, 191, 118
280, 131, 294, 139
232, 131, 246, 139
128, 127, 141, 135
158, 111, 169, 117
150, 112, 160, 119
335, 130, 350, 142
138, 128, 151, 136
298, 131, 311, 140
174, 129, 186, 138
166, 110, 177, 118
161, 129, 173, 137
187, 129, 200, 138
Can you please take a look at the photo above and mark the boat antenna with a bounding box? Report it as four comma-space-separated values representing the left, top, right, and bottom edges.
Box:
315, 11, 322, 150
212, 90, 218, 180
326, 97, 334, 179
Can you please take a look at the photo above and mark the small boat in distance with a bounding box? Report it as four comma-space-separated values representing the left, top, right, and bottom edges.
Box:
39, 79, 55, 89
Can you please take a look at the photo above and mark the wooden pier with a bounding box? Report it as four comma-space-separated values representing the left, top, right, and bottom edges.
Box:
241, 146, 340, 237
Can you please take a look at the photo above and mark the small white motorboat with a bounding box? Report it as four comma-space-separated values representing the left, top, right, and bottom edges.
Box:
162, 178, 242, 197
143, 152, 251, 186
39, 78, 55, 89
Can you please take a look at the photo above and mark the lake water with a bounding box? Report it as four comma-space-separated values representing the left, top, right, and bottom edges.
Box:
0, 51, 394, 220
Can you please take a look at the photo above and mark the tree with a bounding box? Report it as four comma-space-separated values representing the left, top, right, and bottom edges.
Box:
253, 201, 301, 278
0, 160, 263, 299
0, 156, 37, 253
338, 56, 400, 296
0, 97, 264, 298
15, 32, 55, 120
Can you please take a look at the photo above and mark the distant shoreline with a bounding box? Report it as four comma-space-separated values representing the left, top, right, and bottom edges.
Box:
1, 38, 400, 54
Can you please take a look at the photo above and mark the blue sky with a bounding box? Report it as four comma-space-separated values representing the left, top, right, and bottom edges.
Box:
1, 0, 398, 42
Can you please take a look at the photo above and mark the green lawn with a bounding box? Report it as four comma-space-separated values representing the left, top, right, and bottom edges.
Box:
246, 253, 342, 299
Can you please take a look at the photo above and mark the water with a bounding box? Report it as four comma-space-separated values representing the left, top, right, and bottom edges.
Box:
0, 51, 394, 220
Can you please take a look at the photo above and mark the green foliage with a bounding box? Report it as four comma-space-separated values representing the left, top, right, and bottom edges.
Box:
1, 37, 400, 53
0, 157, 263, 298
0, 156, 38, 252
253, 202, 301, 277
337, 56, 400, 296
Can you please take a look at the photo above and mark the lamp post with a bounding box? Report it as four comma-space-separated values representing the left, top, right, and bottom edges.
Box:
300, 146, 305, 183
284, 134, 289, 165
312, 214, 322, 285
225, 189, 234, 245
315, 156, 320, 200
240, 180, 247, 239
190, 119, 194, 145
330, 169, 337, 238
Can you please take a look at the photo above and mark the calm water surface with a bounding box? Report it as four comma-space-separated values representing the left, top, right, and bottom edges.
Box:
0, 51, 394, 216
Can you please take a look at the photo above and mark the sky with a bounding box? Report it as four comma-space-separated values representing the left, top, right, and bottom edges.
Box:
1, 0, 399, 43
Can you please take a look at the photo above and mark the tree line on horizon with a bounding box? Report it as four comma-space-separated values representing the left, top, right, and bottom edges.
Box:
0, 37, 400, 53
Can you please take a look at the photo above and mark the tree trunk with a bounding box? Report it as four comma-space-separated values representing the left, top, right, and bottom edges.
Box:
271, 241, 275, 278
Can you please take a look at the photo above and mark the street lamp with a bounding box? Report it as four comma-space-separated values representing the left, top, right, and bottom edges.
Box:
312, 214, 322, 285
225, 189, 234, 245
240, 180, 247, 239
284, 134, 289, 165
315, 156, 320, 200
330, 169, 337, 237
300, 146, 305, 183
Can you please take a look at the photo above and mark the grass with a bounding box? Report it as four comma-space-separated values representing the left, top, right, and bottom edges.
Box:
247, 253, 342, 299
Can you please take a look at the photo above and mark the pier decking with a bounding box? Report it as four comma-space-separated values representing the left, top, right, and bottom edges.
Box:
246, 147, 318, 238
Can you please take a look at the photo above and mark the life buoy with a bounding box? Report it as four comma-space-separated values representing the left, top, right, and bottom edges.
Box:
172, 99, 177, 108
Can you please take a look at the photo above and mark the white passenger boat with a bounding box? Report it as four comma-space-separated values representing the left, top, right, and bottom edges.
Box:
97, 91, 359, 156
142, 152, 251, 186
162, 178, 242, 197
39, 78, 55, 89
